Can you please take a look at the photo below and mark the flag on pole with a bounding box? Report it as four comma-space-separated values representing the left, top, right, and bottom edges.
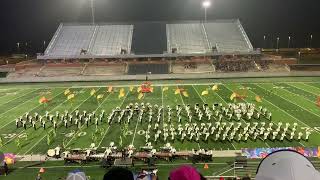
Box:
137, 86, 142, 93
39, 97, 49, 104
118, 89, 125, 99
201, 90, 209, 96
107, 86, 113, 93
162, 86, 169, 92
90, 89, 96, 96
97, 94, 104, 100
64, 89, 70, 96
138, 93, 144, 100
230, 92, 237, 101
182, 91, 189, 97
255, 95, 262, 102
211, 84, 218, 91
174, 88, 181, 95
67, 94, 75, 100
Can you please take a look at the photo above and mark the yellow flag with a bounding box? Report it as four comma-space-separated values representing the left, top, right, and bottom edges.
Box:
64, 89, 70, 96
137, 86, 142, 93
138, 93, 144, 100
162, 87, 169, 92
255, 95, 262, 103
174, 88, 181, 95
129, 86, 134, 92
107, 86, 113, 93
90, 89, 96, 96
230, 92, 237, 100
97, 94, 104, 100
201, 90, 209, 96
118, 91, 125, 99
182, 91, 189, 97
211, 84, 218, 91
67, 94, 75, 100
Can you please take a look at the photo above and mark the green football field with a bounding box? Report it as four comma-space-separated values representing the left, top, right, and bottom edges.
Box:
1, 77, 320, 155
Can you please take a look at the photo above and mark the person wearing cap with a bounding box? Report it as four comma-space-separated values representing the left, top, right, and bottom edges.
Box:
169, 165, 206, 180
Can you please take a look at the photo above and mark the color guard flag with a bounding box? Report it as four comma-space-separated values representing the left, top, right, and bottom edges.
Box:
118, 90, 125, 99
107, 86, 113, 93
67, 94, 75, 100
138, 93, 144, 100
230, 92, 237, 101
137, 86, 142, 93
255, 95, 262, 102
162, 87, 169, 92
211, 84, 218, 91
64, 89, 70, 96
201, 90, 209, 96
174, 88, 181, 95
97, 94, 104, 100
90, 89, 96, 96
39, 97, 49, 104
182, 91, 189, 97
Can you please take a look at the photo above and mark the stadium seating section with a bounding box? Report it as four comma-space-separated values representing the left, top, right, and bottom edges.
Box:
45, 24, 133, 57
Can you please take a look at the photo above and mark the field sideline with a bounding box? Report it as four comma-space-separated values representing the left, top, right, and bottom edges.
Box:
1, 78, 320, 155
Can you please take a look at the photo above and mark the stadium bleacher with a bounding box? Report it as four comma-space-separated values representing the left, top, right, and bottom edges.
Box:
166, 23, 209, 54
204, 19, 253, 53
166, 20, 253, 55
44, 23, 134, 58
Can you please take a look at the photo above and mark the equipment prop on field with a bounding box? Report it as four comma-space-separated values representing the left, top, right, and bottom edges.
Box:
255, 95, 262, 103
140, 82, 153, 93
107, 86, 113, 93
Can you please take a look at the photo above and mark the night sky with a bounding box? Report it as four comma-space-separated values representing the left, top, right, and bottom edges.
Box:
1, 0, 319, 55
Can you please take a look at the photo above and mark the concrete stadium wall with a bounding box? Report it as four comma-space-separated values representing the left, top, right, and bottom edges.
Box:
1, 71, 320, 84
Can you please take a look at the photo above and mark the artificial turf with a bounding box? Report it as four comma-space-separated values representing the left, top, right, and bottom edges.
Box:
1, 77, 320, 155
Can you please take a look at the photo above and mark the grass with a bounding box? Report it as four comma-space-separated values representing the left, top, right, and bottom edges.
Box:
1, 77, 320, 179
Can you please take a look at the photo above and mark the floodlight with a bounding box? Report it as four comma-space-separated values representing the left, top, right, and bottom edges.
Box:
202, 1, 211, 8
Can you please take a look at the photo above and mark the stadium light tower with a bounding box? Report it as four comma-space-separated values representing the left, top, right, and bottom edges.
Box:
288, 36, 291, 48
310, 34, 313, 48
276, 37, 280, 51
90, 0, 95, 25
202, 1, 211, 23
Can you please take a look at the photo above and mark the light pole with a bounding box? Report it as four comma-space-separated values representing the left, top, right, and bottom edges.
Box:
263, 35, 266, 48
90, 0, 95, 25
310, 34, 313, 48
202, 1, 211, 23
17, 42, 20, 53
298, 51, 301, 64
276, 37, 280, 51
288, 36, 291, 48
43, 41, 46, 53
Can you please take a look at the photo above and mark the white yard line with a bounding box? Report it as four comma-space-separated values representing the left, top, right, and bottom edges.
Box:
258, 84, 320, 119
301, 82, 320, 91
64, 87, 108, 147
245, 85, 320, 135
285, 83, 320, 105
4, 90, 66, 147
0, 88, 28, 102
0, 89, 42, 122
22, 88, 91, 155
177, 85, 202, 149
217, 85, 273, 148
97, 92, 128, 148
0, 90, 63, 130
299, 142, 306, 147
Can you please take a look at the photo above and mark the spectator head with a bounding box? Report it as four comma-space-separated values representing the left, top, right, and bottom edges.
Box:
169, 165, 205, 180
103, 167, 134, 180
256, 149, 320, 180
